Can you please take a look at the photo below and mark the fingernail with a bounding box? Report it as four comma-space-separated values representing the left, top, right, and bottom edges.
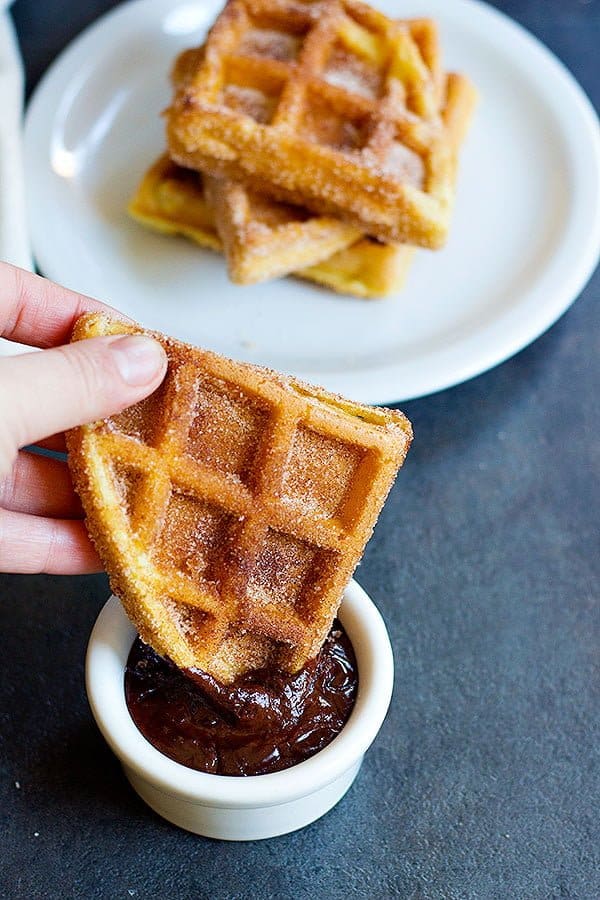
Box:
109, 335, 167, 386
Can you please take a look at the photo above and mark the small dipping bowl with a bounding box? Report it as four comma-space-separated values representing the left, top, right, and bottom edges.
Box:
86, 579, 394, 841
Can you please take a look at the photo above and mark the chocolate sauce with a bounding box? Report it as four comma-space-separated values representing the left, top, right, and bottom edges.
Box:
124, 621, 358, 776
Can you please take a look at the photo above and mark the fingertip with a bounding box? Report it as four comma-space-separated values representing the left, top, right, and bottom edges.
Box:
108, 334, 168, 388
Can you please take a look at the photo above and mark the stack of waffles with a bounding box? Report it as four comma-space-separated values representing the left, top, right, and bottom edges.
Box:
129, 0, 476, 298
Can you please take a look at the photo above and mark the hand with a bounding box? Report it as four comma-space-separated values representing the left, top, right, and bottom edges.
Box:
0, 262, 167, 574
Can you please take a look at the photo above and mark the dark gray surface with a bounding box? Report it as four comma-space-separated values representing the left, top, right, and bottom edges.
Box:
2, 1, 599, 897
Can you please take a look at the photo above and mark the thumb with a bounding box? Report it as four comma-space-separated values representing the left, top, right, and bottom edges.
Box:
0, 333, 167, 469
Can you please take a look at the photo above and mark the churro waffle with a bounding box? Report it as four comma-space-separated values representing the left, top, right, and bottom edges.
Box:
166, 2, 454, 246
130, 69, 474, 296
127, 156, 221, 250
129, 156, 413, 297
67, 314, 412, 681
168, 45, 362, 284
206, 69, 475, 288
203, 174, 361, 283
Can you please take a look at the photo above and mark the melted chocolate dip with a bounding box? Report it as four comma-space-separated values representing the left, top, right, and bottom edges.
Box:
125, 621, 358, 776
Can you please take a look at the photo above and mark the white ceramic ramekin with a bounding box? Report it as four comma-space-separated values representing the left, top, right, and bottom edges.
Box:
86, 579, 394, 841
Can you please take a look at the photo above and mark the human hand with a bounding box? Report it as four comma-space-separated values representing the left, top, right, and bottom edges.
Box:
0, 262, 167, 574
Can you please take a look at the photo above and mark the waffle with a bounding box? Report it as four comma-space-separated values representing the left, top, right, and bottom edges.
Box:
206, 69, 475, 287
130, 69, 474, 296
127, 156, 221, 251
203, 174, 361, 284
67, 314, 412, 682
166, 1, 454, 247
129, 156, 413, 297
167, 44, 363, 286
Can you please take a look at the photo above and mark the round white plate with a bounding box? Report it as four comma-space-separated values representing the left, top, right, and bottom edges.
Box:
21, 0, 600, 403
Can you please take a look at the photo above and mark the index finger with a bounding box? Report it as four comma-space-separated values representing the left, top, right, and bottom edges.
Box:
0, 262, 131, 348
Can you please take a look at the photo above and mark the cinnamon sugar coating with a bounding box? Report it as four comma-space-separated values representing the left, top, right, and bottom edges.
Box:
166, 1, 456, 246
67, 314, 412, 681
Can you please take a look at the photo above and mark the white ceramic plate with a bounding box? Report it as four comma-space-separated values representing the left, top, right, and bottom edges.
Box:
20, 0, 600, 403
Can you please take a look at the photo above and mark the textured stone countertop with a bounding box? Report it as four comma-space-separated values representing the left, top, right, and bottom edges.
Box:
1, 1, 599, 897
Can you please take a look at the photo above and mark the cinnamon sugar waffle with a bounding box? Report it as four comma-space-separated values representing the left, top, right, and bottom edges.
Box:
169, 45, 363, 284
127, 156, 221, 251
206, 69, 475, 288
130, 71, 474, 296
128, 157, 411, 297
203, 174, 361, 284
67, 314, 412, 681
166, 2, 454, 247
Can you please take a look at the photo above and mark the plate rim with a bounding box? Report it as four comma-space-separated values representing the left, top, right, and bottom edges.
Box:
20, 0, 600, 404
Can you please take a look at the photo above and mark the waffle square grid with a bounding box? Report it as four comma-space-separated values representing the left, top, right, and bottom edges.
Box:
67, 314, 412, 681
167, 0, 455, 247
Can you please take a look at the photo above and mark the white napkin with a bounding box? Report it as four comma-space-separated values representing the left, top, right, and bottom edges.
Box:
0, 6, 31, 356
0, 7, 31, 271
